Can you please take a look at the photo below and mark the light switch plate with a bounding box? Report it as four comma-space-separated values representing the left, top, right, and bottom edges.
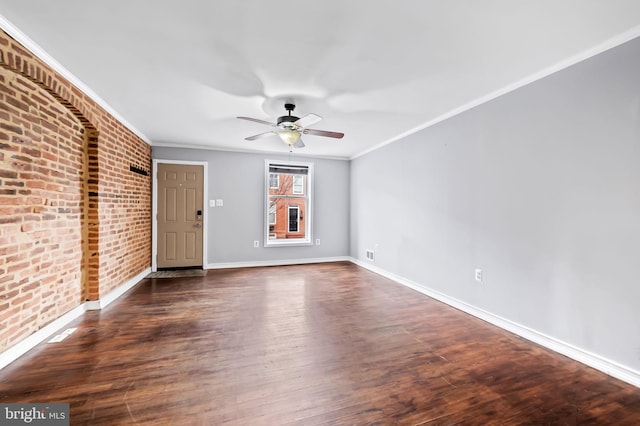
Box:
215, 199, 223, 207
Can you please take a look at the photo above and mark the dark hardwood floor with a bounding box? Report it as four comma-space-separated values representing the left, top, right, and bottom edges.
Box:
1, 262, 639, 425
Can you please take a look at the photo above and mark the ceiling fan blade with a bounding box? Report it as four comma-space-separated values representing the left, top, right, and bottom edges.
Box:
237, 116, 276, 127
293, 139, 305, 148
294, 113, 322, 129
245, 131, 276, 141
302, 128, 344, 139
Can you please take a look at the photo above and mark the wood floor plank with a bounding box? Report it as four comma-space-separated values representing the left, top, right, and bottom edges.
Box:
1, 262, 639, 424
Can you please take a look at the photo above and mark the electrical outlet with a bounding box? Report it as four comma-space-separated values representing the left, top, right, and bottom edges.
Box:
366, 250, 375, 261
475, 268, 483, 282
253, 240, 260, 248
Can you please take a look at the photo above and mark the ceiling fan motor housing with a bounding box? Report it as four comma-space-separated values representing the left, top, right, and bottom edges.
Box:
278, 115, 300, 128
277, 115, 300, 126
278, 102, 299, 128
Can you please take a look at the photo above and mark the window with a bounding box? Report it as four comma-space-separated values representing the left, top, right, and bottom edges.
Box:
269, 173, 279, 189
265, 160, 313, 246
268, 203, 276, 225
293, 175, 303, 194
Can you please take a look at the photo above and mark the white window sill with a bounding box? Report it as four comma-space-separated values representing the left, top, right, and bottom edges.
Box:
265, 239, 312, 248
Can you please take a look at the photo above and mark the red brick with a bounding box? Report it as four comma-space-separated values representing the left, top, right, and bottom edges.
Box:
0, 30, 150, 352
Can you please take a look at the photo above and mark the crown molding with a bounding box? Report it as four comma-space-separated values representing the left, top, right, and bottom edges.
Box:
351, 25, 640, 160
0, 14, 152, 145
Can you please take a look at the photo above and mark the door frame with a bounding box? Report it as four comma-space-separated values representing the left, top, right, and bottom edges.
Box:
152, 159, 208, 272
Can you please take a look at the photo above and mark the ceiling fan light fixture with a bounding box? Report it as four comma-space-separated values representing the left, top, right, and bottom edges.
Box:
238, 103, 344, 149
278, 130, 301, 145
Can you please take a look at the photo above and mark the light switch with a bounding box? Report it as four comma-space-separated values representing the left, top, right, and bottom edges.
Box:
215, 199, 223, 207
209, 200, 215, 207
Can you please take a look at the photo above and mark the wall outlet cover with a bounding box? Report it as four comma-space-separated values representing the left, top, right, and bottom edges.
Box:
366, 250, 375, 261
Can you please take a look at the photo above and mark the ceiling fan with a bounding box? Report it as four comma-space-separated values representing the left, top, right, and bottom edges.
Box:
237, 103, 344, 148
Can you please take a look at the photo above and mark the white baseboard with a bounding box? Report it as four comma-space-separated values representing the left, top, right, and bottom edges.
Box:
0, 267, 150, 370
351, 258, 640, 389
6, 259, 638, 389
0, 304, 86, 370
207, 256, 351, 270
85, 268, 151, 310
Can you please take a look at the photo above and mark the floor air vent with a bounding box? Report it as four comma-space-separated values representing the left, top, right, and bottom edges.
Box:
48, 328, 77, 343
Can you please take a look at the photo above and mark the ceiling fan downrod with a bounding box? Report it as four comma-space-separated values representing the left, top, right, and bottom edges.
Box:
284, 103, 295, 114
278, 103, 299, 126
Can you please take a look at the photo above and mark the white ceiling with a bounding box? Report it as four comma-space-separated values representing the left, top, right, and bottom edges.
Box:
1, 1, 640, 159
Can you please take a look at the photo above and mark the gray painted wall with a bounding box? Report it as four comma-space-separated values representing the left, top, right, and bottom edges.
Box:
152, 148, 350, 264
351, 37, 640, 372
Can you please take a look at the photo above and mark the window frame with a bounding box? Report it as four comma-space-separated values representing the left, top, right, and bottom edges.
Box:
264, 160, 313, 247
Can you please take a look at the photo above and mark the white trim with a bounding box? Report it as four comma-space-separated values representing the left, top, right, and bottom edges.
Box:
152, 141, 350, 161
207, 256, 350, 270
350, 258, 640, 389
350, 24, 640, 160
0, 267, 150, 370
0, 14, 151, 146
6, 257, 638, 388
85, 267, 151, 310
0, 304, 86, 370
152, 159, 208, 272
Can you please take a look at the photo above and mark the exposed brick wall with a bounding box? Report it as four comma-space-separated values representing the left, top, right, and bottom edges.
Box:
0, 67, 85, 349
93, 121, 151, 298
0, 29, 151, 353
